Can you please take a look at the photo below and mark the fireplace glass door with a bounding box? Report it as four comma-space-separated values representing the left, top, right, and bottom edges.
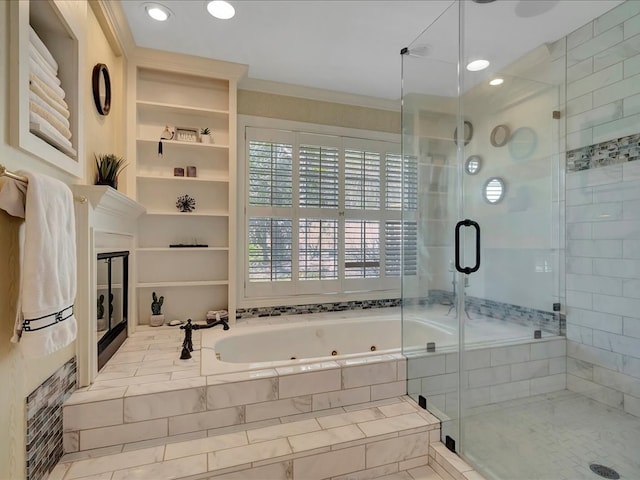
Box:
97, 251, 129, 370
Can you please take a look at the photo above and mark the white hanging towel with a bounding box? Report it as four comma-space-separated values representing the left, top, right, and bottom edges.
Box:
0, 171, 77, 356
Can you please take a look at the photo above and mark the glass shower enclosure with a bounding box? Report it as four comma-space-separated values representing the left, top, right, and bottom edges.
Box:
402, 1, 640, 479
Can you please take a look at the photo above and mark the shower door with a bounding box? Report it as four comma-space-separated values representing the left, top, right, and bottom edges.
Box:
401, 0, 562, 474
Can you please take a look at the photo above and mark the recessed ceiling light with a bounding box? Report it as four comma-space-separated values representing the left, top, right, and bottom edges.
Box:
489, 78, 504, 86
145, 3, 171, 21
466, 59, 490, 71
207, 1, 235, 20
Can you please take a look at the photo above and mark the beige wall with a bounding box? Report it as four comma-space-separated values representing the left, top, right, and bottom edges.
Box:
0, 2, 124, 478
238, 90, 400, 134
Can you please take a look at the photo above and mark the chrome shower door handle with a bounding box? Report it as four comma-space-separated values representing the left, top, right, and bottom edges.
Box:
454, 219, 481, 275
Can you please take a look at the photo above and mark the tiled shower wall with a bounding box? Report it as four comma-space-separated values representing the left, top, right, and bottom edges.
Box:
563, 0, 640, 417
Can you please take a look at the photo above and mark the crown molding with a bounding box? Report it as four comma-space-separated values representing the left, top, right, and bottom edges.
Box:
240, 78, 400, 112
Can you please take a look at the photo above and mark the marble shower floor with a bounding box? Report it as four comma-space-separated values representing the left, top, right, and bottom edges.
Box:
461, 390, 640, 480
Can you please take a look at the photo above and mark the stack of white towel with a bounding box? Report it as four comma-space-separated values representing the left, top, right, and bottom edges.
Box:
28, 26, 75, 155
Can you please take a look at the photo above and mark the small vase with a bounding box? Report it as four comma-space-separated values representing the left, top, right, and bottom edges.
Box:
201, 134, 212, 144
96, 179, 117, 189
150, 314, 165, 327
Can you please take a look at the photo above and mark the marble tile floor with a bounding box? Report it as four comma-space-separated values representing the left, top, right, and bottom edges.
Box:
461, 389, 640, 480
51, 396, 444, 479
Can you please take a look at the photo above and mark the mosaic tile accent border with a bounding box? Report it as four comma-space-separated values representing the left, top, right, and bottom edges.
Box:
236, 298, 401, 319
427, 290, 563, 335
26, 357, 76, 480
566, 132, 640, 172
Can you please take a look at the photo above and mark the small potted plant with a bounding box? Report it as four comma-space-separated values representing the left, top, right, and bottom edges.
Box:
200, 127, 212, 144
150, 291, 165, 327
95, 153, 127, 189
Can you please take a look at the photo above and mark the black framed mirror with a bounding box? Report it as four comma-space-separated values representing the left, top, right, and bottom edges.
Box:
92, 63, 111, 116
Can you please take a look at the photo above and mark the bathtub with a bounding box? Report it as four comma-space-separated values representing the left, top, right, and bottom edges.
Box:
200, 313, 455, 376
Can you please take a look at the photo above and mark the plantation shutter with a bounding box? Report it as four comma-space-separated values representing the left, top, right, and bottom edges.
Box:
385, 221, 417, 277
385, 153, 418, 211
345, 220, 380, 279
345, 149, 380, 210
248, 217, 292, 282
299, 219, 339, 280
299, 144, 339, 209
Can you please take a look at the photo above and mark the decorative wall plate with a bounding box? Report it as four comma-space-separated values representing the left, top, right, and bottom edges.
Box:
508, 127, 537, 159
490, 124, 510, 147
453, 121, 473, 145
92, 63, 111, 116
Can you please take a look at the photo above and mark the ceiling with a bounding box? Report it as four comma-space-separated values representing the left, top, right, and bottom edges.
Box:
120, 0, 623, 101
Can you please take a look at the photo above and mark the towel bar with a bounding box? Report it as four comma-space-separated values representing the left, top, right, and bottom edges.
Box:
0, 163, 87, 204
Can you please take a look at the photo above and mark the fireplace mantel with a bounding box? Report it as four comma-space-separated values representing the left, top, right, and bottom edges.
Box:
71, 186, 145, 386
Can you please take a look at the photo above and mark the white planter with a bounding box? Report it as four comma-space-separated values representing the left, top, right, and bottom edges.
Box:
200, 134, 212, 144
150, 314, 165, 327
97, 318, 107, 331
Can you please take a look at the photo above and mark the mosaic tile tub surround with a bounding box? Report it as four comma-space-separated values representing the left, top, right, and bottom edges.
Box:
566, 132, 640, 172
237, 295, 562, 335
426, 290, 562, 335
236, 298, 401, 319
26, 357, 76, 480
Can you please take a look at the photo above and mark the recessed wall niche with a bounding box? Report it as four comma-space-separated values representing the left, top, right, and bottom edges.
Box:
9, 0, 85, 178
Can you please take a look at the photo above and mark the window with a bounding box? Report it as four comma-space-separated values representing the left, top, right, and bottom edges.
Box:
245, 127, 417, 300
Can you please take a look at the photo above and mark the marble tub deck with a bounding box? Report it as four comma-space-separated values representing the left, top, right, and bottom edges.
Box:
57, 320, 486, 479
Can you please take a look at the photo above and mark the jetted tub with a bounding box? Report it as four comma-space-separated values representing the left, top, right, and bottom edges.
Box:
200, 313, 455, 375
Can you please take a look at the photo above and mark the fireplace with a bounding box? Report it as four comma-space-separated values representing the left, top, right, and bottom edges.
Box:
96, 251, 129, 370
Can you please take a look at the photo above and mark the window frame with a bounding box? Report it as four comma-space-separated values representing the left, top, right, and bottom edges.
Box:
239, 116, 412, 307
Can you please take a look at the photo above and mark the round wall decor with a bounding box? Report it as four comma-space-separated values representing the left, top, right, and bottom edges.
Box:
92, 63, 111, 116
509, 127, 537, 160
465, 155, 482, 175
453, 121, 473, 145
490, 124, 510, 147
483, 177, 506, 204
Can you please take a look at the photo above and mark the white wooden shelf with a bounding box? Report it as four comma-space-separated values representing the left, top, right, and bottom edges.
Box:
131, 58, 245, 326
137, 174, 230, 183
137, 247, 229, 252
136, 137, 229, 150
137, 280, 229, 288
97, 284, 124, 289
136, 100, 229, 116
144, 210, 229, 217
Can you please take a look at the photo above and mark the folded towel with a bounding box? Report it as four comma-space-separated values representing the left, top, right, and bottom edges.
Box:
29, 26, 58, 72
29, 110, 74, 153
29, 100, 72, 139
0, 172, 77, 357
29, 67, 66, 100
29, 42, 58, 78
29, 75, 69, 119
29, 56, 62, 92
29, 91, 70, 130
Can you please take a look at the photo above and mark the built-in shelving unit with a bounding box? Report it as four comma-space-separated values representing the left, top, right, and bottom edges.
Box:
128, 48, 246, 325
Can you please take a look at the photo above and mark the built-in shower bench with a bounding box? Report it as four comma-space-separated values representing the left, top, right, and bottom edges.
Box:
52, 396, 482, 479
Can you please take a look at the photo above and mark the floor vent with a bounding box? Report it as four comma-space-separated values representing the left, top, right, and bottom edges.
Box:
589, 464, 620, 479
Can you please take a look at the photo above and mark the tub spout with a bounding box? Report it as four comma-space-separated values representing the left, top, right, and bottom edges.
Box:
179, 318, 230, 360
